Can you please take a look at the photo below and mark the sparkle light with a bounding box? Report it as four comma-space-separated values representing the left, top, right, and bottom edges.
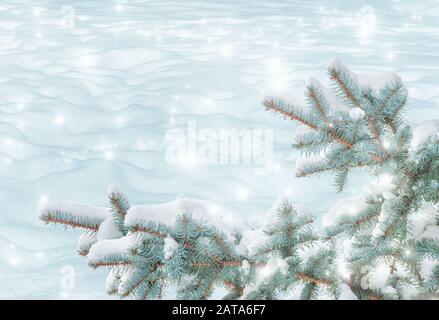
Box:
115, 4, 123, 12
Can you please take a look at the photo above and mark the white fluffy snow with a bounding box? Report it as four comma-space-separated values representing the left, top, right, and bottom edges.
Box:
1, 0, 439, 298
323, 173, 395, 228
411, 204, 439, 241
39, 199, 111, 222
126, 197, 244, 237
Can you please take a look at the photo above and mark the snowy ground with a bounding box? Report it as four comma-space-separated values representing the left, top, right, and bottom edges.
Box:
0, 0, 438, 299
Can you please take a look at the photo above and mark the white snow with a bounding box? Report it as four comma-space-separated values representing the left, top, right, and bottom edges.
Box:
328, 57, 402, 94
38, 199, 111, 222
87, 238, 130, 262
323, 174, 395, 227
235, 198, 305, 255
107, 184, 124, 197
77, 231, 97, 255
97, 218, 123, 241
327, 57, 344, 72
126, 197, 244, 237
411, 204, 439, 241
236, 228, 267, 256
242, 254, 288, 298
410, 120, 439, 149
1, 0, 438, 299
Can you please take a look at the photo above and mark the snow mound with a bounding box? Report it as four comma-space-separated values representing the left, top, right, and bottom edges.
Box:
39, 199, 111, 222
